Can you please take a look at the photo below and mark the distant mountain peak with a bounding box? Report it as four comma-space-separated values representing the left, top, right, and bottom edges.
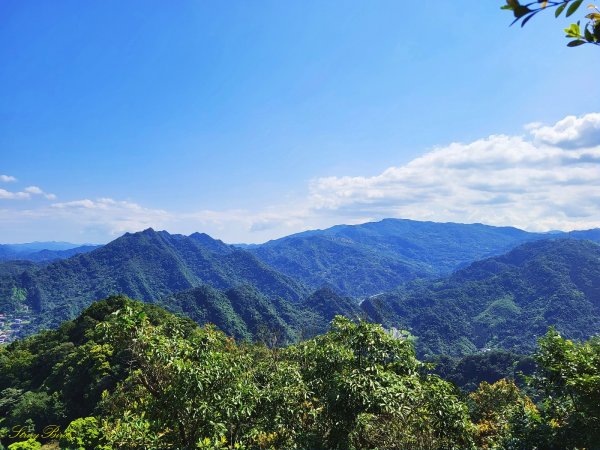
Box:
189, 232, 211, 238
188, 232, 232, 254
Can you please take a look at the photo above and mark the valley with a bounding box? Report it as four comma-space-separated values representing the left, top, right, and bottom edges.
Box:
1, 218, 599, 358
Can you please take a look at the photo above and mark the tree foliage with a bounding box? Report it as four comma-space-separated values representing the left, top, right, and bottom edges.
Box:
530, 329, 600, 447
1, 296, 600, 449
469, 379, 543, 448
99, 308, 473, 449
503, 0, 600, 46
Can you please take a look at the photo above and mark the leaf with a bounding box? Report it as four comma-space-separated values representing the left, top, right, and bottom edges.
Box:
566, 0, 584, 17
564, 22, 582, 36
516, 5, 533, 18
567, 39, 587, 45
556, 2, 568, 17
594, 21, 600, 39
521, 13, 537, 26
585, 26, 594, 40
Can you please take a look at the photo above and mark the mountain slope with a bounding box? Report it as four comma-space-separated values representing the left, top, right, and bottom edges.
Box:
250, 219, 552, 297
0, 229, 308, 333
302, 286, 363, 323
362, 239, 600, 356
155, 285, 365, 344
156, 284, 312, 343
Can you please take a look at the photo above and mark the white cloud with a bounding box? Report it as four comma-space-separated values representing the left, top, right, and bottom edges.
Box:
24, 186, 43, 194
0, 189, 30, 200
0, 175, 17, 183
0, 113, 599, 243
25, 186, 56, 200
0, 182, 56, 201
528, 113, 600, 149
50, 198, 172, 236
308, 113, 600, 233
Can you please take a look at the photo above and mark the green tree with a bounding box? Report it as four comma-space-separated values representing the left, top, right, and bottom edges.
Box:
7, 391, 64, 432
469, 379, 543, 449
59, 417, 109, 450
288, 316, 474, 449
503, 0, 600, 46
530, 329, 600, 448
100, 306, 261, 449
6, 440, 40, 450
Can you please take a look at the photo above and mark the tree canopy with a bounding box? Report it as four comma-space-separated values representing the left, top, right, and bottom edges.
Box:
2, 296, 600, 448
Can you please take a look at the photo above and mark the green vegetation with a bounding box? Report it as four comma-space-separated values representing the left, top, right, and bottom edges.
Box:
0, 297, 472, 449
432, 350, 535, 392
364, 239, 600, 356
1, 296, 599, 448
0, 229, 308, 335
251, 218, 554, 297
3, 229, 600, 364
3, 222, 600, 352
530, 328, 600, 446
155, 284, 311, 344
0, 263, 39, 278
503, 0, 600, 47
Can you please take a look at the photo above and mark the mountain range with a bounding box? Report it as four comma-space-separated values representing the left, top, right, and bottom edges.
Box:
0, 228, 307, 331
0, 242, 100, 262
1, 219, 599, 356
363, 238, 600, 356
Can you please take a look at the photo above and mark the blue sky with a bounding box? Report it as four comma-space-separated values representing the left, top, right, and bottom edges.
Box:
1, 1, 599, 244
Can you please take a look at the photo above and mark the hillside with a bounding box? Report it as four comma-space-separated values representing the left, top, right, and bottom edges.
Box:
155, 284, 364, 344
155, 284, 312, 343
363, 239, 600, 356
0, 228, 308, 334
0, 260, 39, 277
2, 221, 600, 348
249, 218, 553, 297
0, 296, 477, 449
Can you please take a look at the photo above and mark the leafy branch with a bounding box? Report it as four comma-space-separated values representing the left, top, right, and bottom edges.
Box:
502, 0, 600, 47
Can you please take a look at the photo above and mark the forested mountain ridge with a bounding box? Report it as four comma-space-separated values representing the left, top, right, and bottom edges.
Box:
20, 244, 101, 262
2, 220, 600, 351
146, 238, 600, 358
153, 285, 362, 345
155, 284, 311, 344
0, 228, 308, 334
248, 218, 585, 297
363, 238, 600, 356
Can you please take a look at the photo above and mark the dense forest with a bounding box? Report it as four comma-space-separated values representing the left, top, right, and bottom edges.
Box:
2, 222, 599, 359
1, 221, 600, 448
2, 0, 598, 447
364, 239, 600, 356
0, 296, 599, 449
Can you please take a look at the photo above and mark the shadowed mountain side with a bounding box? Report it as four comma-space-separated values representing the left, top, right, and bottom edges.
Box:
154, 285, 363, 345
0, 228, 308, 334
362, 239, 600, 356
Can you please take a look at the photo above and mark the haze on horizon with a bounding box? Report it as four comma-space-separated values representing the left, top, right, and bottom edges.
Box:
1, 1, 599, 244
